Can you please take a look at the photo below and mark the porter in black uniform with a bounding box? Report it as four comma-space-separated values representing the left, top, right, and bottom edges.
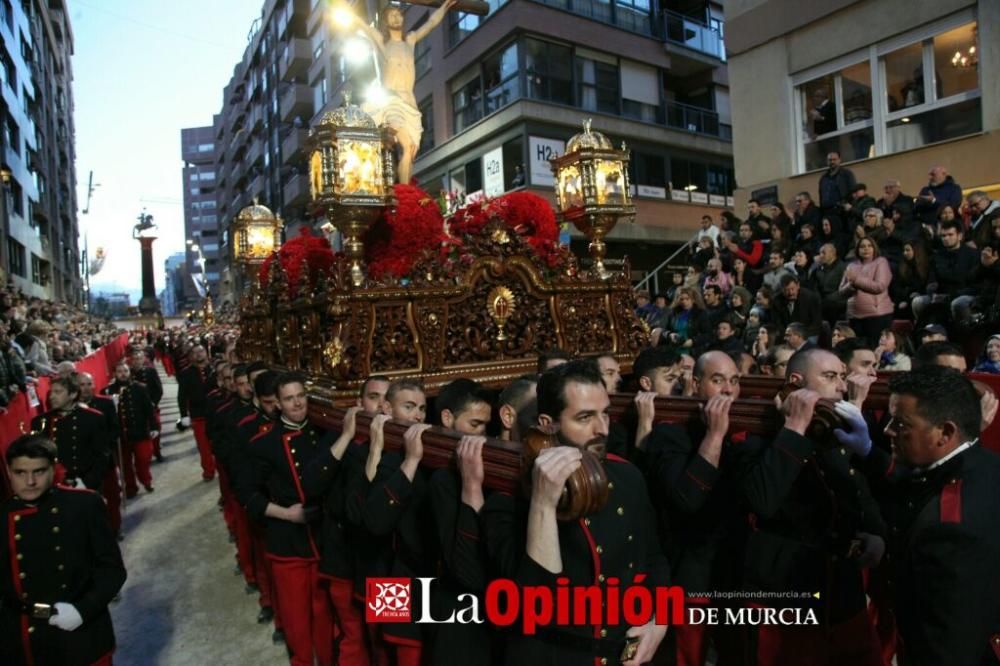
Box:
0, 435, 126, 666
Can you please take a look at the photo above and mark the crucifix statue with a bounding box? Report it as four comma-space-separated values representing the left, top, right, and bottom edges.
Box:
341, 0, 486, 184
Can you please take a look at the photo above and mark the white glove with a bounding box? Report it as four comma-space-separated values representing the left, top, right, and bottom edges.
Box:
149, 431, 159, 440
180, 417, 191, 427
74, 478, 87, 490
48, 602, 83, 631
833, 401, 872, 457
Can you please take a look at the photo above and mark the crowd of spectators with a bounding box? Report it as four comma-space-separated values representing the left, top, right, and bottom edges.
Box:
0, 283, 123, 408
637, 155, 1000, 375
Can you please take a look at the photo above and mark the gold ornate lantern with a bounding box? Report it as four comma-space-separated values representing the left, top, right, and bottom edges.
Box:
309, 93, 397, 286
549, 119, 635, 278
232, 200, 283, 268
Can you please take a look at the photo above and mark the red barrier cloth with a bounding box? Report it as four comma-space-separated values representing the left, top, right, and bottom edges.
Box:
0, 333, 129, 497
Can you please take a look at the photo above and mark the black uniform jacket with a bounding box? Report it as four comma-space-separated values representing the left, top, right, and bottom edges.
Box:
301, 434, 366, 581
483, 453, 671, 665
642, 421, 751, 594
82, 396, 119, 458
231, 409, 274, 511
176, 364, 214, 419
737, 427, 885, 624
865, 445, 1000, 666
0, 486, 127, 666
345, 449, 437, 643
112, 383, 155, 444
31, 406, 110, 491
130, 365, 162, 406
246, 420, 331, 559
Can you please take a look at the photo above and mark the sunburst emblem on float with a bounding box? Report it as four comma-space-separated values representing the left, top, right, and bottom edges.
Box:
486, 286, 515, 342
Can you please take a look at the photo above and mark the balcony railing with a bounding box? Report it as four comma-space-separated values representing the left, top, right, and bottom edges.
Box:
664, 100, 731, 140
663, 10, 725, 60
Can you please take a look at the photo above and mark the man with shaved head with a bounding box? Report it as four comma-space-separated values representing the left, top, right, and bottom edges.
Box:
642, 351, 748, 664
78, 371, 123, 537
915, 165, 962, 227
737, 347, 885, 663
177, 344, 217, 481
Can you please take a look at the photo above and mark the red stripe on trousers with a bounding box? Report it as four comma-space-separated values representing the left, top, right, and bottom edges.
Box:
122, 439, 154, 493
270, 558, 333, 666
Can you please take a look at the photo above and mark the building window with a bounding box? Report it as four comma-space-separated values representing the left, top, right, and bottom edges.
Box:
483, 42, 519, 114
575, 53, 618, 114
7, 177, 22, 217
524, 38, 573, 106
795, 19, 980, 173
4, 114, 19, 156
419, 98, 434, 153
1, 0, 11, 33
30, 254, 41, 285
414, 38, 431, 80
447, 0, 508, 47
7, 238, 24, 277
634, 152, 665, 187
452, 76, 483, 133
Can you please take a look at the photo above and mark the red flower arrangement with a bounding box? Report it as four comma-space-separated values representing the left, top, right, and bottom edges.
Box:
258, 227, 336, 296
447, 191, 563, 268
365, 183, 447, 280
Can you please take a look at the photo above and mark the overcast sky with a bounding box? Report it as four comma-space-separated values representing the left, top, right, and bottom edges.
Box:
72, 0, 262, 300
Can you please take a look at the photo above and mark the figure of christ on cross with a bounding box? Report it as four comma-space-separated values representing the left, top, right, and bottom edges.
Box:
347, 0, 457, 184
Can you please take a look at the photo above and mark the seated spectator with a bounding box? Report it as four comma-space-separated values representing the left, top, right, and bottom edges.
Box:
747, 198, 772, 238
665, 271, 684, 303
750, 323, 780, 359
732, 256, 760, 293
696, 214, 720, 248
782, 322, 814, 352
952, 244, 1000, 328
874, 211, 905, 269
684, 264, 704, 289
703, 257, 733, 296
918, 323, 949, 346
831, 321, 857, 347
912, 220, 979, 323
770, 202, 793, 236
758, 344, 794, 378
657, 286, 710, 352
729, 286, 753, 333
761, 250, 793, 293
751, 284, 773, 324
876, 328, 912, 372
877, 178, 916, 237
772, 274, 823, 339
839, 236, 893, 345
709, 318, 744, 357
768, 224, 791, 260
634, 289, 660, 325
742, 310, 763, 350
691, 236, 715, 271
789, 250, 813, 282
967, 190, 1000, 250
701, 284, 731, 335
794, 223, 821, 258
844, 183, 877, 233
914, 165, 962, 227
972, 335, 1000, 374
892, 240, 929, 319
724, 222, 765, 269
818, 217, 849, 260
851, 208, 883, 255
793, 191, 822, 236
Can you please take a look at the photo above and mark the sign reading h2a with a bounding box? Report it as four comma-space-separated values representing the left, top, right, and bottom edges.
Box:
529, 137, 565, 187
483, 147, 505, 197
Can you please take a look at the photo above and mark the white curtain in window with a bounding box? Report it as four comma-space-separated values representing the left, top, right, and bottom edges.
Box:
620, 61, 659, 106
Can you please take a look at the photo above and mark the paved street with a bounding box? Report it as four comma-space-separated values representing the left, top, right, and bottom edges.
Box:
110, 367, 287, 665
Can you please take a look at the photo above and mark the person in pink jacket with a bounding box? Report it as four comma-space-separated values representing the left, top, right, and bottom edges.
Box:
838, 236, 893, 345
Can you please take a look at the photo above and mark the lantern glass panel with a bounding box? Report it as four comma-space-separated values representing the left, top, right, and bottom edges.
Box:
557, 164, 584, 211
595, 159, 626, 205
336, 139, 384, 196
245, 225, 275, 259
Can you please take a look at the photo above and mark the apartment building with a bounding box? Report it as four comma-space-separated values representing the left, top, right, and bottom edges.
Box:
0, 0, 80, 303
727, 0, 999, 209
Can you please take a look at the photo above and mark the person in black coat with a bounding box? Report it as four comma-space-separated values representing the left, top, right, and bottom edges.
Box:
128, 346, 163, 461
856, 366, 1000, 665
485, 361, 671, 666
771, 274, 824, 339
176, 344, 216, 480
31, 376, 110, 492
103, 363, 156, 496
0, 435, 126, 666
